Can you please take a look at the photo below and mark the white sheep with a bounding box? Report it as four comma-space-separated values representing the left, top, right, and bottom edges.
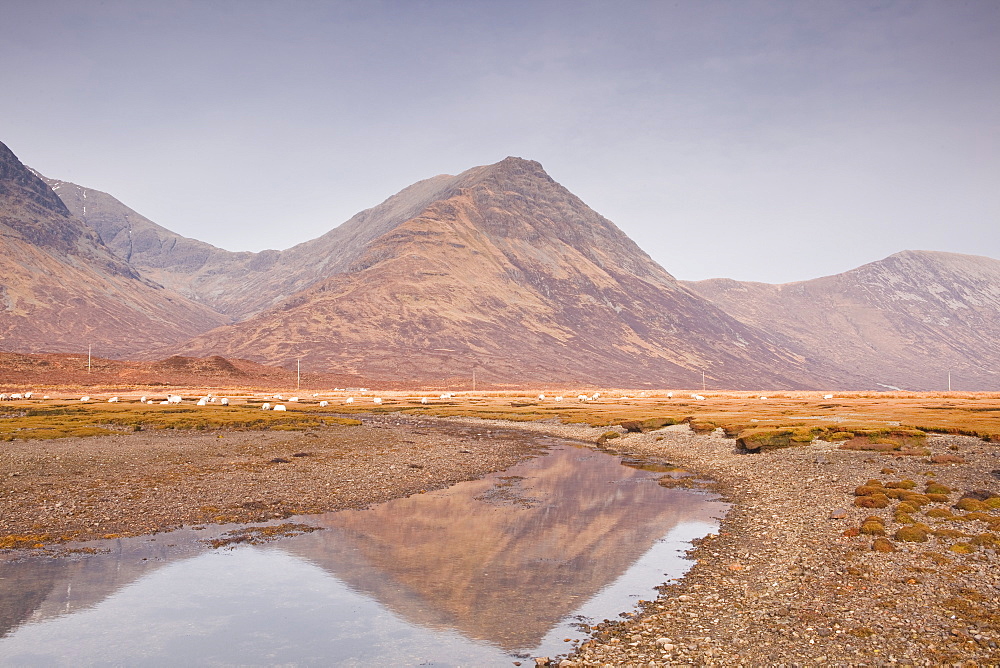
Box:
577, 394, 589, 401
80, 396, 90, 402
220, 397, 229, 406
666, 392, 673, 399
147, 400, 154, 405
373, 397, 382, 405
319, 400, 328, 407
196, 397, 208, 406
24, 392, 32, 399
420, 397, 428, 404
43, 395, 50, 400
590, 392, 600, 401
759, 396, 768, 400
555, 396, 563, 402
108, 396, 119, 403
538, 394, 546, 401
273, 394, 283, 400
11, 393, 23, 400
823, 394, 834, 400
345, 397, 354, 404
261, 402, 271, 411
159, 400, 170, 405
693, 394, 706, 401
166, 394, 182, 404
289, 396, 299, 402
140, 396, 148, 403
273, 404, 287, 411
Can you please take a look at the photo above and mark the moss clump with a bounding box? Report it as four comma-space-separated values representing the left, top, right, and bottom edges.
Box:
880, 467, 896, 475
933, 528, 969, 540
954, 498, 987, 512
971, 533, 1000, 548
896, 501, 920, 514
855, 493, 891, 509
899, 493, 932, 507
886, 480, 917, 490
855, 485, 884, 497
925, 508, 956, 519
925, 482, 951, 495
597, 431, 621, 444
925, 493, 951, 503
872, 537, 896, 552
619, 417, 678, 433
950, 542, 977, 554
0, 534, 51, 549
959, 512, 996, 523
985, 497, 1000, 510
894, 526, 929, 542
860, 517, 886, 535
894, 510, 916, 525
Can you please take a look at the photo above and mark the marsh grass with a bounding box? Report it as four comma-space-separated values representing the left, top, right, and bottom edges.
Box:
0, 403, 360, 440
1, 390, 998, 443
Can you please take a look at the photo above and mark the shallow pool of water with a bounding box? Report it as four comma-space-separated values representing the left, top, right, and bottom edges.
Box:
0, 442, 726, 666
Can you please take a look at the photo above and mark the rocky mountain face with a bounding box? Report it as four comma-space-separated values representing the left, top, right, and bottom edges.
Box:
0, 141, 227, 357
684, 251, 1000, 391
38, 170, 464, 319
164, 158, 855, 388
16, 139, 998, 390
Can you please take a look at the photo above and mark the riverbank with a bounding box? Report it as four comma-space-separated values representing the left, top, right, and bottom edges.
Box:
495, 420, 999, 666
3, 414, 998, 665
0, 415, 551, 548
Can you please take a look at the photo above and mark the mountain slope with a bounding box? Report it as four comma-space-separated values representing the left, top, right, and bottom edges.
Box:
39, 171, 465, 319
684, 251, 1000, 390
166, 158, 861, 389
0, 141, 228, 357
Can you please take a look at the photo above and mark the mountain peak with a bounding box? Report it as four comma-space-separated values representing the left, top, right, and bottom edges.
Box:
0, 141, 71, 218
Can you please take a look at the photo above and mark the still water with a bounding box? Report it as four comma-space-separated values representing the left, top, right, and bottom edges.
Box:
0, 443, 726, 666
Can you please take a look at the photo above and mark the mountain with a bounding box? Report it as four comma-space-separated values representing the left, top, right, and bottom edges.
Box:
163, 157, 860, 389
684, 250, 1000, 391
0, 141, 227, 358
38, 171, 465, 319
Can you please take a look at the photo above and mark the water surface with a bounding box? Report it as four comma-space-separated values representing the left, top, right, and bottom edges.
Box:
0, 443, 726, 666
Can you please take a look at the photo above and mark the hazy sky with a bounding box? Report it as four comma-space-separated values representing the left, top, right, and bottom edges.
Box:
3, 0, 998, 283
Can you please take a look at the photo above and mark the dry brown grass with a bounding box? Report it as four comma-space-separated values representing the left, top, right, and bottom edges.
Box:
1, 390, 998, 443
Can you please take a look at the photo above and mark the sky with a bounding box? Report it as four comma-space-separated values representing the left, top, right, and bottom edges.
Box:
2, 0, 998, 284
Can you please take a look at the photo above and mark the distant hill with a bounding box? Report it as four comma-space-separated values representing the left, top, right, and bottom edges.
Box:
0, 141, 227, 358
19, 138, 1000, 390
163, 157, 857, 389
684, 250, 1000, 391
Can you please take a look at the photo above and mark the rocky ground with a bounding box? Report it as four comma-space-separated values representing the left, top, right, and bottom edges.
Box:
2, 415, 999, 665
494, 420, 1000, 666
0, 414, 548, 546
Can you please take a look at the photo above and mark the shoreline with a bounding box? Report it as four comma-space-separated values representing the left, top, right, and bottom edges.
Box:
3, 416, 998, 664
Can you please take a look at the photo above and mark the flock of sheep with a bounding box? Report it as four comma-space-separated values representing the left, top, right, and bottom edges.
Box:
0, 391, 838, 409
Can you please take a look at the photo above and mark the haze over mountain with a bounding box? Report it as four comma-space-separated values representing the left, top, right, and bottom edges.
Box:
684, 251, 1000, 392
161, 157, 852, 389
6, 137, 999, 390
0, 141, 226, 357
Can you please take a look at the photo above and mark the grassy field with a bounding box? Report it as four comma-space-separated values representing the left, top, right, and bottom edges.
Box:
1, 390, 998, 447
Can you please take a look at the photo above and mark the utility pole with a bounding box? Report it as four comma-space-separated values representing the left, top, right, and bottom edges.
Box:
297, 359, 301, 390
473, 368, 477, 393
702, 370, 706, 392
948, 371, 951, 392
87, 344, 92, 373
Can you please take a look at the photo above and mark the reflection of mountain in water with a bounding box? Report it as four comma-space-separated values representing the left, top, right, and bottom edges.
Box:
0, 528, 213, 637
0, 445, 725, 657
288, 446, 724, 652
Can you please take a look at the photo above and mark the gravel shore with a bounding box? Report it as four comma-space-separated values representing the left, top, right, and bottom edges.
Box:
3, 415, 998, 665
494, 420, 1000, 666
0, 414, 550, 547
